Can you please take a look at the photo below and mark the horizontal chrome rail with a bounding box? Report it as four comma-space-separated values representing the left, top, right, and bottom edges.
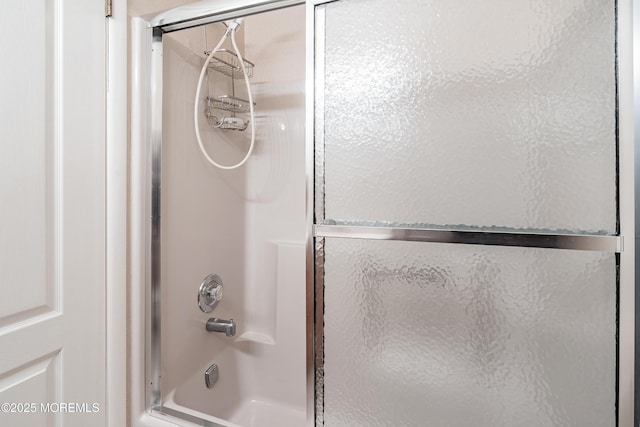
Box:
314, 224, 622, 252
153, 406, 226, 427
150, 0, 305, 33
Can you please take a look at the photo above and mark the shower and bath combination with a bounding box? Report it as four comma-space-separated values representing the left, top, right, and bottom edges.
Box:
133, 0, 626, 426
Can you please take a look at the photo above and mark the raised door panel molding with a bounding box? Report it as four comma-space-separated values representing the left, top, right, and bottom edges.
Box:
0, 0, 106, 426
0, 351, 60, 426
0, 0, 58, 327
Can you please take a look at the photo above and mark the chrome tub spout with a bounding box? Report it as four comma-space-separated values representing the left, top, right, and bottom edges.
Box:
206, 318, 236, 337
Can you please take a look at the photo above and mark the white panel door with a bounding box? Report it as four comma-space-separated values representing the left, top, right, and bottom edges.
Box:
0, 1, 106, 426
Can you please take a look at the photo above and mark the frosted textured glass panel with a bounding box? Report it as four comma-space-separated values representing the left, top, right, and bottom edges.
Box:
320, 0, 616, 233
323, 239, 616, 427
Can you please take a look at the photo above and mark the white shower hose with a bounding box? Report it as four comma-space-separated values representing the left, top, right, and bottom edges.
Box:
193, 21, 256, 170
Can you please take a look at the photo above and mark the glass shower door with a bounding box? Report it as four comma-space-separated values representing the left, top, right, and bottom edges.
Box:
313, 0, 619, 425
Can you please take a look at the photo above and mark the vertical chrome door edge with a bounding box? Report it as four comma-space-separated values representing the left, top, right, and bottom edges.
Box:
313, 2, 326, 225
149, 26, 164, 410
313, 237, 325, 426
617, 0, 636, 425
623, 0, 640, 424
306, 0, 319, 425
311, 3, 327, 426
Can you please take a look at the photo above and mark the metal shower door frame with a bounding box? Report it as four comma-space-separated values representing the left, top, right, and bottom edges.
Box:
137, 0, 638, 425
307, 0, 636, 425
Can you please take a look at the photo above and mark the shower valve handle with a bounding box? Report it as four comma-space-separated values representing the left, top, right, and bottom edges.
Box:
198, 274, 224, 313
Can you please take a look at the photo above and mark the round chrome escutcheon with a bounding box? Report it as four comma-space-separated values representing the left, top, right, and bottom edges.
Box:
198, 274, 224, 313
